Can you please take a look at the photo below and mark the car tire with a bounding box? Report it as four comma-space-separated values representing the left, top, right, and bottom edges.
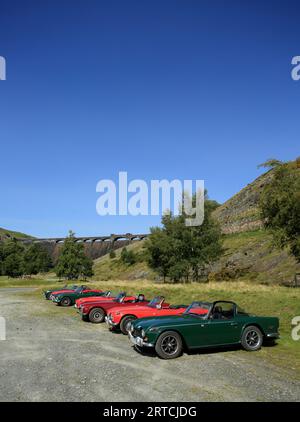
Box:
60, 297, 72, 307
155, 331, 183, 359
241, 325, 263, 351
89, 308, 105, 323
81, 314, 89, 322
120, 315, 137, 335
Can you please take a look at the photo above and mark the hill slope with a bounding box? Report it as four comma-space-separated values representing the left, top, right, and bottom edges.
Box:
93, 231, 300, 284
0, 227, 33, 240
212, 170, 273, 234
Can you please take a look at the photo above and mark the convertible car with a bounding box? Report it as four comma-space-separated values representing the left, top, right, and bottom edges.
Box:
43, 284, 79, 300
128, 300, 280, 359
76, 292, 148, 323
106, 296, 192, 334
50, 286, 110, 306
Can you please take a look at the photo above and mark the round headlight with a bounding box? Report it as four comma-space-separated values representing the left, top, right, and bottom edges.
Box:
141, 329, 145, 338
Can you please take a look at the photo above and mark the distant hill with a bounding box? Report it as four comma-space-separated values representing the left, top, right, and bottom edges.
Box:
0, 227, 33, 240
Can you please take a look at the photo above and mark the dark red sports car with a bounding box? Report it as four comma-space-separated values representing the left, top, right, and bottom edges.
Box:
76, 292, 148, 323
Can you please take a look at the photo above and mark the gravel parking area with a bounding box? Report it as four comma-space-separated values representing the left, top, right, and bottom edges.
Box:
0, 288, 299, 402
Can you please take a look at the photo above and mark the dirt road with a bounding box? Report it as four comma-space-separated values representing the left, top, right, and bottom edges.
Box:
0, 288, 299, 402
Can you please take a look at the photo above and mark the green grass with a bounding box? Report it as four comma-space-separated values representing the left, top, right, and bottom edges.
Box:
93, 241, 156, 281
0, 227, 33, 239
13, 277, 300, 376
0, 274, 61, 288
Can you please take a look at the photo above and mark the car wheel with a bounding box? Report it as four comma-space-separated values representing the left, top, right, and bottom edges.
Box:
120, 316, 137, 335
89, 308, 105, 323
60, 297, 72, 307
155, 331, 183, 359
241, 325, 263, 351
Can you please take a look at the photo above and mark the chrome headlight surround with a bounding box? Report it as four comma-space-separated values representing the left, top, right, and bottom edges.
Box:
141, 329, 146, 338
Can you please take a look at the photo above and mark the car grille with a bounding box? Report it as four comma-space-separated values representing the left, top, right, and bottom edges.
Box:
132, 328, 141, 337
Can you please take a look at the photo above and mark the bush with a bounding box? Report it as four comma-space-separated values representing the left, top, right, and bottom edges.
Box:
120, 247, 136, 265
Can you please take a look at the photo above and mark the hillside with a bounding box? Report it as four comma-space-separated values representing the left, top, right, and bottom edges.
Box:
93, 241, 156, 281
0, 227, 33, 240
212, 170, 273, 234
93, 231, 300, 284
93, 164, 300, 285
213, 160, 300, 234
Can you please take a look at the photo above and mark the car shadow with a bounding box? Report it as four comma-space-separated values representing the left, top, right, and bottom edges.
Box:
132, 341, 279, 359
185, 344, 241, 356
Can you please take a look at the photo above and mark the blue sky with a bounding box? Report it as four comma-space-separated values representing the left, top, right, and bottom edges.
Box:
0, 0, 299, 237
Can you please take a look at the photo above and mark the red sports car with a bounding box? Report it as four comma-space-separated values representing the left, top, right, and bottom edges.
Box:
105, 296, 193, 334
76, 292, 148, 323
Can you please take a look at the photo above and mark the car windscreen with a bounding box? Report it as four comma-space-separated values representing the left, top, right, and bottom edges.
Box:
184, 302, 211, 318
74, 287, 83, 293
114, 292, 126, 302
236, 306, 249, 316
147, 297, 163, 308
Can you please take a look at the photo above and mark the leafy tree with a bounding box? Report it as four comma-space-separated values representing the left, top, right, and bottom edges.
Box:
257, 158, 283, 169
56, 231, 94, 280
2, 239, 25, 277
109, 249, 116, 259
23, 243, 52, 275
259, 159, 300, 262
146, 193, 223, 282
120, 247, 136, 265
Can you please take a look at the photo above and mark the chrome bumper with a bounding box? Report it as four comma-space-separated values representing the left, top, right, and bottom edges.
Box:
128, 331, 154, 348
266, 333, 280, 339
105, 316, 118, 328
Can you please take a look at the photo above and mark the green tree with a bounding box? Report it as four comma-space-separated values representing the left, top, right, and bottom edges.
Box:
109, 249, 116, 259
259, 159, 300, 262
146, 193, 223, 282
23, 243, 52, 276
55, 231, 94, 280
120, 247, 136, 265
2, 239, 25, 277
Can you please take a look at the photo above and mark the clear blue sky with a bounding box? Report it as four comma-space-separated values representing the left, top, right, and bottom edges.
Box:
0, 0, 299, 237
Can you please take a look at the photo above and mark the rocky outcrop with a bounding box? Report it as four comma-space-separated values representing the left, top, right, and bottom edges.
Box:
213, 170, 274, 234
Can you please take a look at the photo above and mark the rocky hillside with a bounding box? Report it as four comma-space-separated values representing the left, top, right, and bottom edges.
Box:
212, 170, 273, 234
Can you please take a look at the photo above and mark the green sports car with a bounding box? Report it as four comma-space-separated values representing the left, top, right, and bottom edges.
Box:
50, 286, 111, 306
128, 300, 279, 359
